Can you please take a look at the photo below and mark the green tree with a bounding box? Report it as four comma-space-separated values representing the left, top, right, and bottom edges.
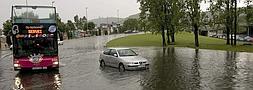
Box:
185, 0, 203, 47
74, 15, 87, 30
122, 18, 139, 32
208, 0, 239, 45
66, 20, 75, 30
87, 22, 95, 30
138, 0, 186, 46
56, 14, 66, 33
207, 1, 225, 36
66, 20, 75, 39
166, 0, 185, 44
245, 0, 253, 36
138, 0, 167, 46
3, 20, 12, 36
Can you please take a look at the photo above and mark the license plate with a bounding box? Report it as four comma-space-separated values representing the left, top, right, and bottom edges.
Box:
32, 67, 47, 70
139, 65, 145, 67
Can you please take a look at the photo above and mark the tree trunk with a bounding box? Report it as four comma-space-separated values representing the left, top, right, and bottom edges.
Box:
167, 28, 170, 44
171, 25, 175, 44
194, 24, 199, 47
226, 25, 230, 45
161, 25, 166, 47
164, 3, 170, 45
234, 0, 237, 46
231, 29, 234, 45
0, 37, 1, 49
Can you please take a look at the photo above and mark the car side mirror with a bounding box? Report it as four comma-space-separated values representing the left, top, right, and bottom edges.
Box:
113, 54, 118, 57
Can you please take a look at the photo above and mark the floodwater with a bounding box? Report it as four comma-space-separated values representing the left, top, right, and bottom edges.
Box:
1, 34, 253, 90
136, 47, 253, 90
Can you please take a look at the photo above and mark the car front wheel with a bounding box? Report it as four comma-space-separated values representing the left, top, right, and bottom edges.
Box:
100, 60, 105, 68
119, 63, 125, 72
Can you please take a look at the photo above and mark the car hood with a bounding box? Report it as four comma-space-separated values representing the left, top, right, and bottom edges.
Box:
119, 56, 147, 62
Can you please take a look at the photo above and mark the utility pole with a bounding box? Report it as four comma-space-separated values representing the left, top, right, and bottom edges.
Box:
117, 9, 119, 33
86, 7, 88, 34
26, 0, 28, 6
0, 29, 2, 49
107, 17, 109, 35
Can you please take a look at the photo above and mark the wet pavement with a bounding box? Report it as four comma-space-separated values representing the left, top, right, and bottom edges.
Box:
1, 34, 253, 90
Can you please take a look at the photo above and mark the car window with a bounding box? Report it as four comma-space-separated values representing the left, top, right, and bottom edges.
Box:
103, 49, 111, 55
117, 49, 137, 57
109, 49, 117, 56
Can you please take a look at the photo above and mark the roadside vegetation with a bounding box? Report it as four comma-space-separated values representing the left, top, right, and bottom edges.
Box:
2, 15, 95, 39
135, 0, 253, 48
107, 32, 253, 52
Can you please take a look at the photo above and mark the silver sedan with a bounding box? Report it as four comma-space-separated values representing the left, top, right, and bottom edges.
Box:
99, 48, 149, 71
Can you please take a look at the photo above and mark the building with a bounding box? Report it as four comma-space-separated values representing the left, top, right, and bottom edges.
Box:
99, 22, 120, 35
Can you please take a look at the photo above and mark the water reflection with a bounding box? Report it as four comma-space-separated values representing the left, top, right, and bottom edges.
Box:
99, 66, 147, 90
13, 70, 61, 90
138, 47, 253, 90
190, 49, 201, 90
216, 51, 237, 90
100, 65, 147, 81
140, 47, 201, 90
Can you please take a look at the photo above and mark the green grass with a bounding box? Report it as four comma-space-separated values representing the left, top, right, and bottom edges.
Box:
107, 32, 253, 52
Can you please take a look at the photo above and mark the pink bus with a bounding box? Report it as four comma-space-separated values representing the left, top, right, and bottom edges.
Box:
11, 5, 60, 70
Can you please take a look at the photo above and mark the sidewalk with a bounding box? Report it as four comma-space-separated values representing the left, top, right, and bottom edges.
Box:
0, 43, 8, 51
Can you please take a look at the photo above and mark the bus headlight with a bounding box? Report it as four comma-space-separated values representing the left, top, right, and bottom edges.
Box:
52, 57, 59, 65
53, 62, 59, 65
14, 64, 20, 67
14, 60, 20, 67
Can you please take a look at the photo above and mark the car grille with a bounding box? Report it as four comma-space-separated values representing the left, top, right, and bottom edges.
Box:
139, 61, 146, 64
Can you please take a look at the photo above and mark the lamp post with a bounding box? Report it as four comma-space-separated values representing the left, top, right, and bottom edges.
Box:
0, 29, 2, 49
86, 7, 88, 34
52, 1, 55, 7
117, 9, 119, 24
117, 9, 119, 33
26, 0, 28, 6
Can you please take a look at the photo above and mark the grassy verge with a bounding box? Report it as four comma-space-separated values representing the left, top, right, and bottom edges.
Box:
107, 32, 253, 52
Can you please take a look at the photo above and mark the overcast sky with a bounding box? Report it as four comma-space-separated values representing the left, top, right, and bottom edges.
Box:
0, 0, 140, 29
0, 0, 247, 29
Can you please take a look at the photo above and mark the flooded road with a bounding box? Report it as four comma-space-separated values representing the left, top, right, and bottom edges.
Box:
137, 47, 253, 90
1, 34, 253, 90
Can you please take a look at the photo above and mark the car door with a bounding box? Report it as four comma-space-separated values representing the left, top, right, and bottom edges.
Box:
108, 49, 119, 67
102, 49, 111, 66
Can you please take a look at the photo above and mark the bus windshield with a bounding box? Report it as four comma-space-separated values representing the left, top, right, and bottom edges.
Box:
14, 37, 57, 57
13, 6, 56, 23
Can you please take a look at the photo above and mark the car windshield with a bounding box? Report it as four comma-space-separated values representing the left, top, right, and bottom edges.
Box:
117, 49, 137, 57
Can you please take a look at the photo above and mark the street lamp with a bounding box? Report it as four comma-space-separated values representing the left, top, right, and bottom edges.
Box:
25, 0, 28, 6
117, 9, 120, 33
117, 9, 119, 24
86, 7, 88, 33
0, 29, 2, 49
52, 1, 55, 7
